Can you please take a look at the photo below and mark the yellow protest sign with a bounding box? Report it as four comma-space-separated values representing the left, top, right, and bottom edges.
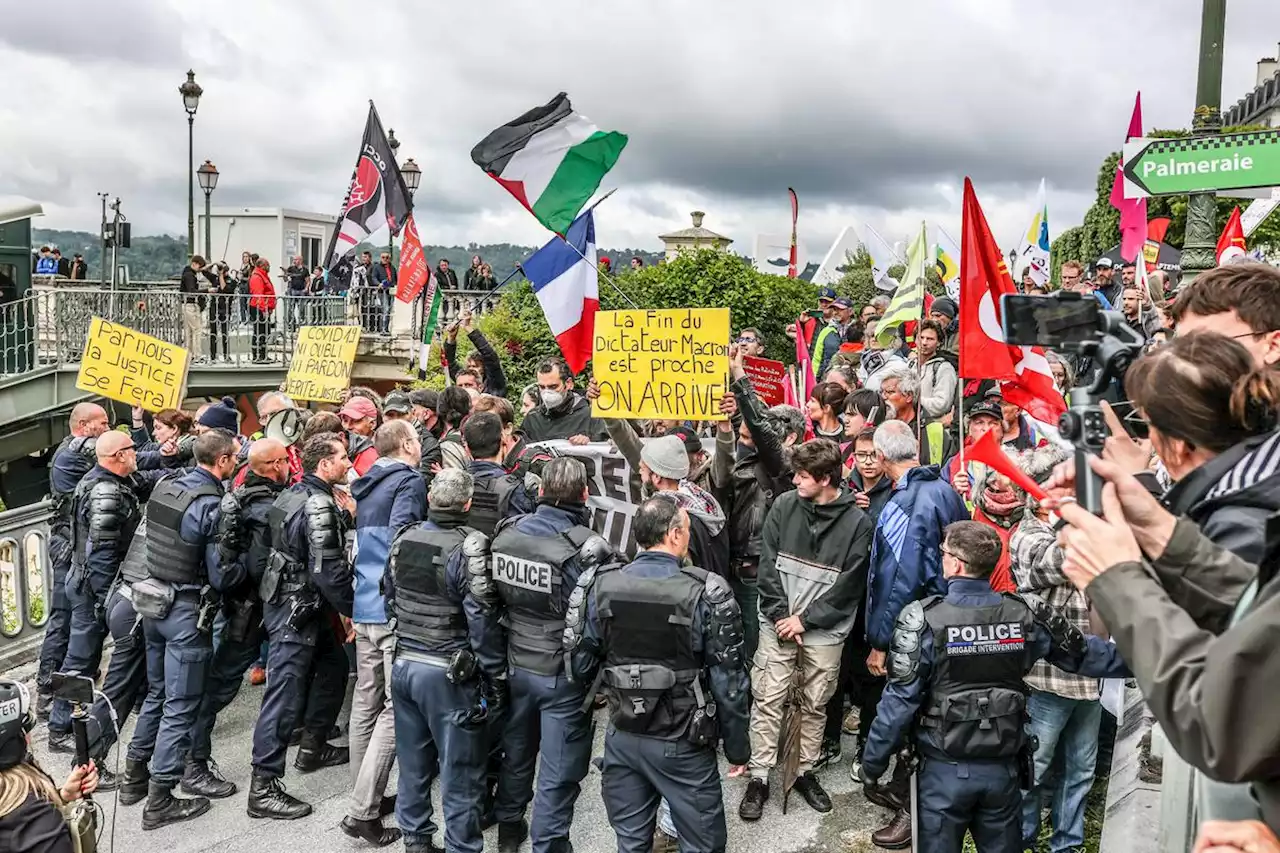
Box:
76, 317, 189, 411
284, 325, 362, 403
591, 308, 730, 420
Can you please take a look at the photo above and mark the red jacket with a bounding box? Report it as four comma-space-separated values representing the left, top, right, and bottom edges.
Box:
249, 268, 276, 312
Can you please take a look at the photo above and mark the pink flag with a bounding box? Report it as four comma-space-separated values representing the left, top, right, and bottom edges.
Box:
1109, 93, 1147, 263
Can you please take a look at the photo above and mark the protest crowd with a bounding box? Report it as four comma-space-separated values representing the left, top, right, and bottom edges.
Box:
6, 94, 1280, 853
6, 253, 1280, 853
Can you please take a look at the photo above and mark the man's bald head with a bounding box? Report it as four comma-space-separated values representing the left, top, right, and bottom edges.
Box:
248, 437, 290, 484
70, 403, 108, 438
94, 430, 137, 476
95, 430, 131, 458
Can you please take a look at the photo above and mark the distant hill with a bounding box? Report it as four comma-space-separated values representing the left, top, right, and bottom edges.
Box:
32, 229, 667, 284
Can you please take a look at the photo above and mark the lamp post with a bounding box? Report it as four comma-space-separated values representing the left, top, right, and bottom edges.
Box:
401, 158, 422, 200
1181, 0, 1227, 283
179, 70, 203, 258
386, 129, 402, 259
197, 160, 219, 260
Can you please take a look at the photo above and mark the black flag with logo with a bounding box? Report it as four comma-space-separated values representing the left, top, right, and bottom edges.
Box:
324, 102, 413, 271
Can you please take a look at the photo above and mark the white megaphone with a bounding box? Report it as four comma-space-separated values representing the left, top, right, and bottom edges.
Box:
264, 408, 303, 447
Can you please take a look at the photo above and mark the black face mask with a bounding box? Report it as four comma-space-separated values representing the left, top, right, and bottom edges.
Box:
735, 445, 757, 464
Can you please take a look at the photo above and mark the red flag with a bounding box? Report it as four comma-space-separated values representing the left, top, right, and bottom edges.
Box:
1109, 92, 1147, 263
787, 188, 799, 278
396, 214, 431, 303
959, 178, 1066, 425
1217, 206, 1247, 265
1147, 217, 1171, 244
966, 429, 1048, 502
794, 315, 816, 401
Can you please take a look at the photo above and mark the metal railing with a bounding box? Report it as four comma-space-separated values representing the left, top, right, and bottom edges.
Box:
0, 501, 52, 672
0, 283, 439, 376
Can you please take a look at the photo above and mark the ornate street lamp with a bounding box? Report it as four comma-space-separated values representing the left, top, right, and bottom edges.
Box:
179, 70, 204, 257
197, 160, 220, 259
401, 158, 422, 199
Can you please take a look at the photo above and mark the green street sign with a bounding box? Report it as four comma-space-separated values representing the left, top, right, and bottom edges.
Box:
1121, 130, 1280, 198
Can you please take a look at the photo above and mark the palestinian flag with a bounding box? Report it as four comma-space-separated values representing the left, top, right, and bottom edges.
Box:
471, 93, 627, 235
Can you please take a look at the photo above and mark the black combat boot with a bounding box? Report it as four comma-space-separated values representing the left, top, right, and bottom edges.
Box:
738, 777, 769, 821
403, 842, 445, 853
247, 772, 313, 820
92, 758, 119, 793
792, 771, 833, 813
498, 818, 529, 853
47, 730, 75, 754
181, 758, 238, 798
118, 758, 150, 806
293, 731, 349, 773
340, 815, 403, 847
141, 780, 211, 831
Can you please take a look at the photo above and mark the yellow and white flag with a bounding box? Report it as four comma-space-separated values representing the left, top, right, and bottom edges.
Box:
877, 221, 929, 344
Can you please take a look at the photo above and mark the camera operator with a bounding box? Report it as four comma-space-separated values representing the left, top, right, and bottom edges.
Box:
1051, 454, 1280, 832
0, 680, 100, 853
1113, 331, 1280, 568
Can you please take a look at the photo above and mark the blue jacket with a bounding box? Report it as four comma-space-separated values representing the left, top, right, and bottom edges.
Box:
351, 458, 426, 623
865, 465, 970, 650
35, 256, 58, 275
861, 577, 1132, 779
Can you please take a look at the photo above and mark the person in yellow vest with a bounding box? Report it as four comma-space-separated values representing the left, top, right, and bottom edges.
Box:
810, 287, 843, 380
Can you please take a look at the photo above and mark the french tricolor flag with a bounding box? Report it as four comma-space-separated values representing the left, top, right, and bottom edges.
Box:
522, 210, 599, 374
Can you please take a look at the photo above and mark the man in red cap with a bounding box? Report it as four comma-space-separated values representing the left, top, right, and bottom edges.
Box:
339, 396, 380, 476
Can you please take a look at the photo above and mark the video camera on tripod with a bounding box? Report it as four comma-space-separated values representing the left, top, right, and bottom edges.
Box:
1001, 291, 1146, 514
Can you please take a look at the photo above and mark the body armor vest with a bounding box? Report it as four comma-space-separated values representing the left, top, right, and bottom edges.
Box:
921, 595, 1037, 760
390, 525, 470, 647
225, 485, 279, 589
146, 479, 221, 585
595, 565, 708, 740
50, 436, 95, 542
267, 490, 311, 588
70, 477, 137, 573
467, 474, 520, 538
490, 521, 594, 676
119, 518, 150, 586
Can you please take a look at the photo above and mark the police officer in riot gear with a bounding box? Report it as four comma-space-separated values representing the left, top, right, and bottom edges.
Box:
123, 430, 240, 831
384, 468, 507, 853
248, 434, 356, 820
483, 456, 610, 853
463, 411, 533, 537
182, 438, 292, 800
565, 495, 751, 853
47, 430, 182, 783
857, 522, 1131, 853
38, 403, 110, 720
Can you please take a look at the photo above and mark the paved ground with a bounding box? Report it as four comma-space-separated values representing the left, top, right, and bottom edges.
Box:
17, 656, 893, 853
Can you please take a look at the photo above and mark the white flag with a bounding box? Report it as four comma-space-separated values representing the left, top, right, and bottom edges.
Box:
933, 224, 962, 302
1014, 178, 1051, 286
860, 223, 902, 285
813, 225, 863, 285
752, 234, 804, 276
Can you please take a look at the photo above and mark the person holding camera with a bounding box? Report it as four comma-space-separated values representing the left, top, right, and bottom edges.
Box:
208, 261, 236, 363
123, 430, 240, 831
565, 494, 750, 853
1053, 453, 1280, 832
856, 521, 1130, 853
0, 680, 100, 853
180, 255, 217, 364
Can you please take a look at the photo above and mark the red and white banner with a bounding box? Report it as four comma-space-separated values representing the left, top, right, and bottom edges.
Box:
743, 356, 788, 407
396, 214, 431, 304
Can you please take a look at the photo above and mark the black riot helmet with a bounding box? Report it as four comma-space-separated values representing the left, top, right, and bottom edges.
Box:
0, 679, 35, 770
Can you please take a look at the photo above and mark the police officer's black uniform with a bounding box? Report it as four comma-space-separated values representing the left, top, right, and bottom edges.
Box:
565, 546, 751, 853
859, 576, 1130, 853
184, 470, 286, 798
247, 473, 355, 820
385, 504, 506, 853
124, 467, 226, 830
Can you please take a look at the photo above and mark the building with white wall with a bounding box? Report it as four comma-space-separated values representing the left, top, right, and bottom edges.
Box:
196, 207, 337, 270
1224, 44, 1280, 128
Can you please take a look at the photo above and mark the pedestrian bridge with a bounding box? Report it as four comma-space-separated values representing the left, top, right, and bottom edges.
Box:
0, 280, 500, 464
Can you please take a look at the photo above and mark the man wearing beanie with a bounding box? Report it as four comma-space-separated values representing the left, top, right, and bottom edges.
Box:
197, 396, 241, 435
638, 435, 729, 580
927, 297, 959, 356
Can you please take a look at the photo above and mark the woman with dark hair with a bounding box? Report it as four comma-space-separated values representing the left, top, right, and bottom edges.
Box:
436, 386, 472, 470
464, 255, 483, 290
130, 406, 196, 452
0, 680, 99, 853
806, 381, 847, 442
1122, 330, 1280, 567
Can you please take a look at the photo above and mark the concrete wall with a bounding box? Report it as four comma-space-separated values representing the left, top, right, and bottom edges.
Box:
199, 212, 279, 268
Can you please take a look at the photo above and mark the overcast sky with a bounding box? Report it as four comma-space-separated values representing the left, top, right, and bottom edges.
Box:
3, 0, 1279, 261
